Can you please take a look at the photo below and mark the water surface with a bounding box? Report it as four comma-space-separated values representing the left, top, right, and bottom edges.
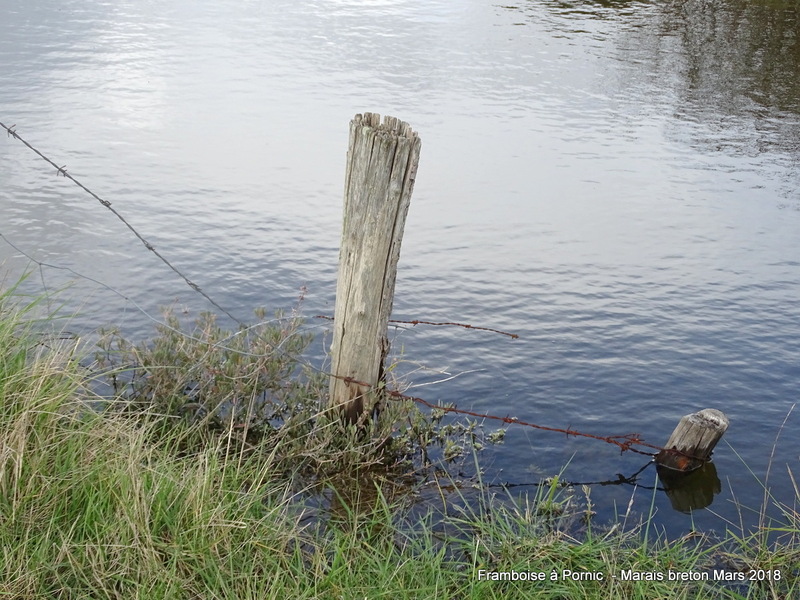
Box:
2, 0, 799, 537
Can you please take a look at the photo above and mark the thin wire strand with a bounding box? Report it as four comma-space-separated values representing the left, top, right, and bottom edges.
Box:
0, 232, 316, 359
1, 120, 243, 325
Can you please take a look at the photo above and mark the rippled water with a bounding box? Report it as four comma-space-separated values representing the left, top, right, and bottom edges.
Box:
2, 0, 799, 537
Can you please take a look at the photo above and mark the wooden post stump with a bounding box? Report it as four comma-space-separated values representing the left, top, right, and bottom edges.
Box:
329, 113, 422, 424
655, 408, 729, 472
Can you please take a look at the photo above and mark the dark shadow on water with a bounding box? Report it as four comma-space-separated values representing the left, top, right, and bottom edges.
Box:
657, 461, 722, 514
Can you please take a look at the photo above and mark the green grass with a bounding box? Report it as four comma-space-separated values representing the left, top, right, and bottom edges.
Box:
1, 280, 798, 599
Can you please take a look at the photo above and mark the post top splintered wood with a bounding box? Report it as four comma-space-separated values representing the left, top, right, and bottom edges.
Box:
353, 112, 419, 140
690, 408, 729, 428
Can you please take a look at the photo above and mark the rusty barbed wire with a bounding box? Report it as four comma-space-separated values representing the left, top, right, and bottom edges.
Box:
0, 228, 672, 461
330, 372, 673, 458
1, 121, 699, 466
3, 226, 701, 464
314, 315, 519, 339
391, 319, 519, 339
1, 120, 243, 325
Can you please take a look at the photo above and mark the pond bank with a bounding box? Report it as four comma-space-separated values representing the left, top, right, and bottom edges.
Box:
1, 285, 797, 599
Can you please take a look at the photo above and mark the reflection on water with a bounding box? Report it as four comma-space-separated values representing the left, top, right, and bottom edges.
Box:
658, 462, 722, 514
1, 0, 799, 537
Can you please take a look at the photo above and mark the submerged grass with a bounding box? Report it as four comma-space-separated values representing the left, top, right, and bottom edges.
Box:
1, 280, 798, 599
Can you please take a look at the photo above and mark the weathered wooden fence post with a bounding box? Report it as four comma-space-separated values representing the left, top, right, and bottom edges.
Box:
329, 113, 422, 424
655, 408, 729, 472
